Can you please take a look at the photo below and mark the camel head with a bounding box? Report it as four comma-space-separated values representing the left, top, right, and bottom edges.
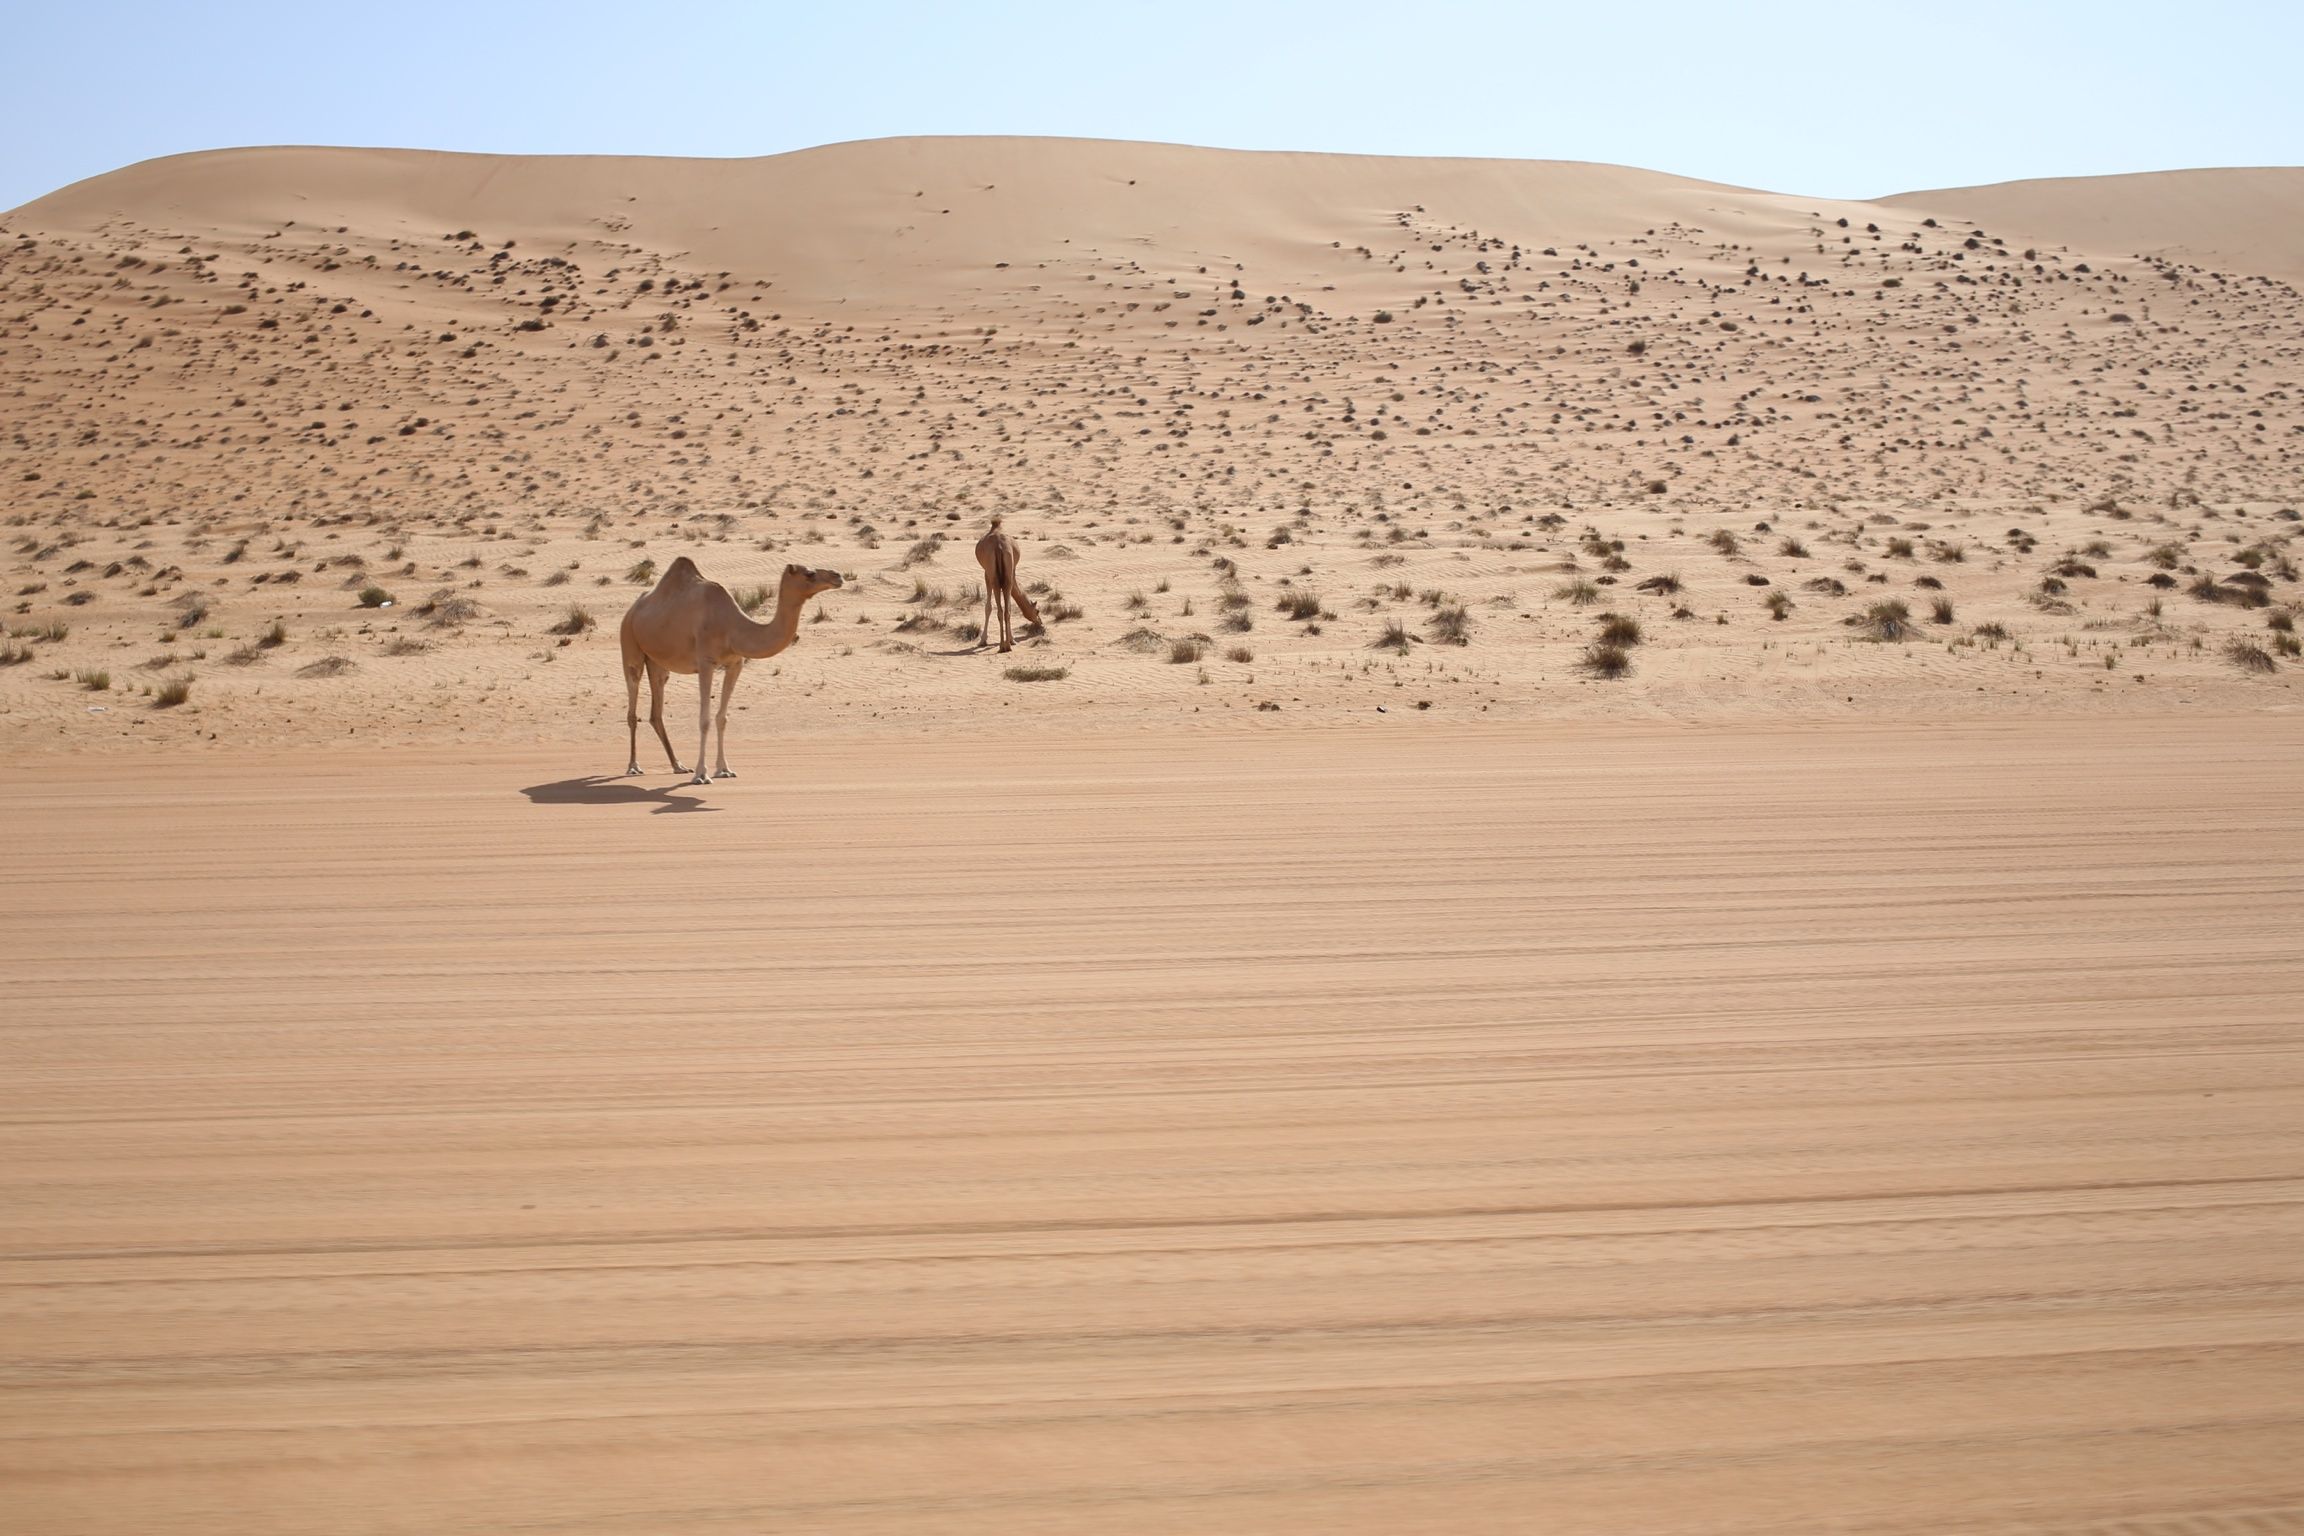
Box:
779, 563, 845, 606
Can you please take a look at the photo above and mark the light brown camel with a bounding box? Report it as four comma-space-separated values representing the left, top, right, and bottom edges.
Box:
974, 516, 1042, 653
618, 558, 844, 784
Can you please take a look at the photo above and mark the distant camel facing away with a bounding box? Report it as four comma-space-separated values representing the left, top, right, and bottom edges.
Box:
619, 558, 844, 784
975, 516, 1042, 653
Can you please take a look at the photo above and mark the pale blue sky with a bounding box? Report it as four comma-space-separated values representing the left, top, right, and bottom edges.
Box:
7, 0, 2300, 213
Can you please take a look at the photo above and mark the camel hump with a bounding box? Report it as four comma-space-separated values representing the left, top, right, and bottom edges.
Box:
659, 556, 702, 587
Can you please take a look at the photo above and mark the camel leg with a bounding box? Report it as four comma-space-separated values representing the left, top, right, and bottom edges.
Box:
623, 659, 645, 776
647, 662, 683, 773
689, 662, 714, 787
980, 575, 994, 650
711, 659, 743, 779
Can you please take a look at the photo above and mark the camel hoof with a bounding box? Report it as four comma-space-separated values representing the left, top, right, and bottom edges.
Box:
687, 773, 711, 787
623, 765, 643, 777
713, 769, 737, 779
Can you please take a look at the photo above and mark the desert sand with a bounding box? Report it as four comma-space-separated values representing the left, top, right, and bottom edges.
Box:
3, 139, 2302, 1532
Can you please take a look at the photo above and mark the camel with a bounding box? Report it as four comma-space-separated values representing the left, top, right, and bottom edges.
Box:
618, 558, 844, 785
974, 516, 1043, 653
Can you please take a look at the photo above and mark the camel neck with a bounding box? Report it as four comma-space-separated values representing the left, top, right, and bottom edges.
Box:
735, 600, 803, 659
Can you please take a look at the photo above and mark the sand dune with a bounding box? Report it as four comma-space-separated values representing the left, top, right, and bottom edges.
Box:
10, 138, 1806, 303
1885, 166, 2304, 283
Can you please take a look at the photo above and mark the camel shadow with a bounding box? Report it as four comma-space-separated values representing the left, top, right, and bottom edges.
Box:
519, 775, 720, 815
928, 630, 1052, 659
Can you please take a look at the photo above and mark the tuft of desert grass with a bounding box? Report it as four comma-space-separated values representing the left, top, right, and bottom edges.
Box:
1848, 600, 1914, 641
1003, 664, 1069, 682
152, 675, 193, 708
2225, 638, 2277, 674
2191, 575, 2266, 609
357, 586, 393, 608
1594, 612, 1642, 646
1167, 638, 1205, 664
550, 604, 595, 635
1579, 642, 1632, 678
1554, 579, 1601, 607
420, 590, 484, 628
1930, 598, 1956, 624
298, 656, 356, 677
76, 668, 111, 691
1428, 604, 1471, 645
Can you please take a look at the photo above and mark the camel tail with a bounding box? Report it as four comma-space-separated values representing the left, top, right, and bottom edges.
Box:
991, 538, 1016, 606
988, 514, 1003, 530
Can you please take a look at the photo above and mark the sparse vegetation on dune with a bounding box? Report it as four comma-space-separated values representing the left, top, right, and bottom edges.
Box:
4, 146, 2301, 741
